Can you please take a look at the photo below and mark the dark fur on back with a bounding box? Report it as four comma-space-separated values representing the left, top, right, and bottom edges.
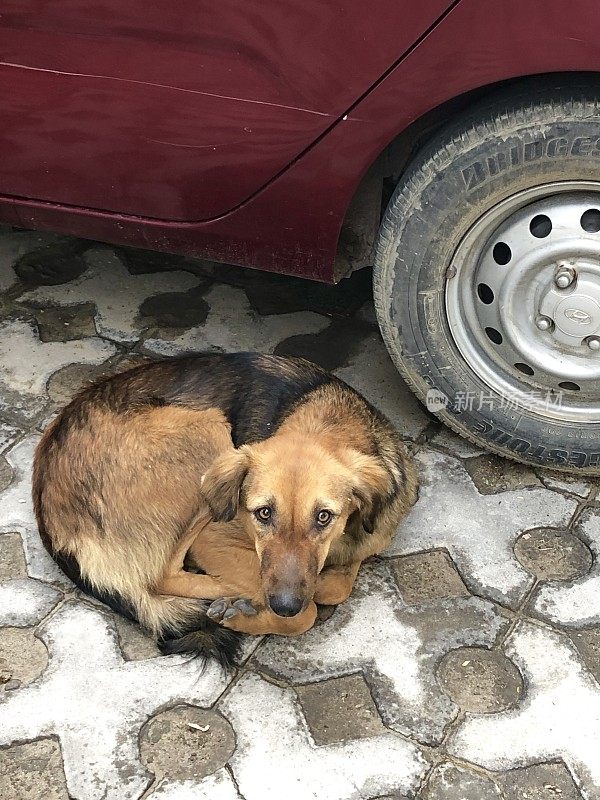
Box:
35, 352, 409, 665
48, 351, 401, 458
50, 352, 332, 449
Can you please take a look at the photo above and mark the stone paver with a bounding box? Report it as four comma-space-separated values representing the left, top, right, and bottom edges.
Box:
0, 317, 115, 421
514, 527, 592, 582
0, 229, 69, 291
569, 627, 600, 683
0, 230, 596, 799
388, 448, 577, 606
0, 234, 20, 293
533, 507, 600, 625
0, 626, 48, 687
140, 707, 235, 783
0, 421, 21, 452
254, 562, 508, 744
448, 622, 600, 798
220, 672, 428, 800
0, 602, 229, 800
0, 435, 67, 584
20, 249, 202, 344
0, 531, 27, 579
0, 578, 61, 627
114, 615, 161, 661
333, 330, 429, 441
149, 770, 239, 800
421, 762, 502, 800
0, 453, 12, 491
34, 302, 97, 342
498, 762, 583, 800
12, 236, 88, 286
537, 471, 595, 499
428, 429, 484, 459
46, 353, 147, 406
391, 550, 470, 604
436, 646, 524, 713
144, 283, 329, 357
0, 739, 70, 800
296, 673, 387, 744
464, 453, 541, 494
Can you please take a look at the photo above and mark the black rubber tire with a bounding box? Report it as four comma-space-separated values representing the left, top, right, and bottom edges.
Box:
374, 78, 600, 474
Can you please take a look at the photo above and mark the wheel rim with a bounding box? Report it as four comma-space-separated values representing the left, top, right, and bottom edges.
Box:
446, 182, 600, 422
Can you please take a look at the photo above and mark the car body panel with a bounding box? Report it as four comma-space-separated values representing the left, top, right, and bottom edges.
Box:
1, 0, 600, 280
0, 0, 452, 220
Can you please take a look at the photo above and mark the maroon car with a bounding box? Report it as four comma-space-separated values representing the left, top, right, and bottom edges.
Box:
3, 1, 600, 472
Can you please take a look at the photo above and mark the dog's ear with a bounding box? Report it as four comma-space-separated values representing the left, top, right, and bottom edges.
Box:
201, 447, 250, 522
343, 450, 392, 534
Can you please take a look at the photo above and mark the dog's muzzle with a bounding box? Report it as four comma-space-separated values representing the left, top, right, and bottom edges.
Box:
268, 592, 304, 617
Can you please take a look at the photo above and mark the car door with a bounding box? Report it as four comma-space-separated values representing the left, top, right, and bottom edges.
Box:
0, 1, 454, 222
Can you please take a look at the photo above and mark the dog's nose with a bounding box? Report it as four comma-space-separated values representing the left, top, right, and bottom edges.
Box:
268, 593, 304, 617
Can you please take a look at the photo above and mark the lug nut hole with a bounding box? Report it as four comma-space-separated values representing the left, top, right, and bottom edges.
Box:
485, 327, 503, 345
530, 214, 552, 238
581, 209, 600, 233
514, 362, 535, 376
492, 242, 512, 265
558, 381, 581, 391
477, 283, 495, 304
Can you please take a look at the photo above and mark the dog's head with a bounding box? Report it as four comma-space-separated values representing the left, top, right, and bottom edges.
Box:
201, 433, 391, 617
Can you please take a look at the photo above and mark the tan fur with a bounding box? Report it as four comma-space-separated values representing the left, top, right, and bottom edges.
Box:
194, 385, 418, 634
35, 364, 417, 645
36, 406, 232, 634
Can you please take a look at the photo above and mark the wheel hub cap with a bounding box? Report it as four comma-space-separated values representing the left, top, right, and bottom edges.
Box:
446, 184, 600, 421
540, 271, 600, 341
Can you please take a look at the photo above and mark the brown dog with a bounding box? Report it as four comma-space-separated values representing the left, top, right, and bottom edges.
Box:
33, 353, 417, 664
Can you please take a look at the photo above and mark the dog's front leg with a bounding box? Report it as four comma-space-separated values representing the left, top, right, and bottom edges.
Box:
156, 571, 230, 600
313, 561, 361, 605
156, 517, 234, 599
208, 599, 317, 636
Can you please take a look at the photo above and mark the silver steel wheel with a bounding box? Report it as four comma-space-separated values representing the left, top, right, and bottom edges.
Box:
446, 182, 600, 422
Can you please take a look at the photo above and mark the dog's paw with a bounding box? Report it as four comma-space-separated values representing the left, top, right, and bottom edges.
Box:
206, 597, 258, 623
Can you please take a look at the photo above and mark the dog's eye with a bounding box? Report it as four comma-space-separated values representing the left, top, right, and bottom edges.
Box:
254, 506, 272, 523
316, 510, 333, 527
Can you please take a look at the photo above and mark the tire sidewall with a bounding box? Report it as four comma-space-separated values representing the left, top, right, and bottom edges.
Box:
379, 112, 600, 471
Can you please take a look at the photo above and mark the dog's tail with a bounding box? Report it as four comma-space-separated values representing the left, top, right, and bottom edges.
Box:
44, 547, 243, 668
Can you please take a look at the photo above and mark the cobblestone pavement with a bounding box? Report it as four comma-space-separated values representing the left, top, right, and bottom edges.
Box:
0, 227, 599, 800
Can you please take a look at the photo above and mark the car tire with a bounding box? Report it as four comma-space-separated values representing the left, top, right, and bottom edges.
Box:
374, 79, 600, 473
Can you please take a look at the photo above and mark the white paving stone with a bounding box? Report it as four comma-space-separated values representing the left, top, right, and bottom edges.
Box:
534, 507, 600, 625
144, 283, 329, 356
20, 249, 201, 344
150, 770, 239, 800
0, 435, 69, 584
0, 601, 229, 800
425, 761, 502, 799
3, 230, 599, 798
220, 671, 427, 800
254, 562, 507, 744
448, 621, 600, 799
537, 472, 594, 498
0, 578, 61, 626
430, 429, 484, 459
387, 449, 578, 605
0, 421, 20, 452
0, 317, 115, 418
334, 330, 429, 441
